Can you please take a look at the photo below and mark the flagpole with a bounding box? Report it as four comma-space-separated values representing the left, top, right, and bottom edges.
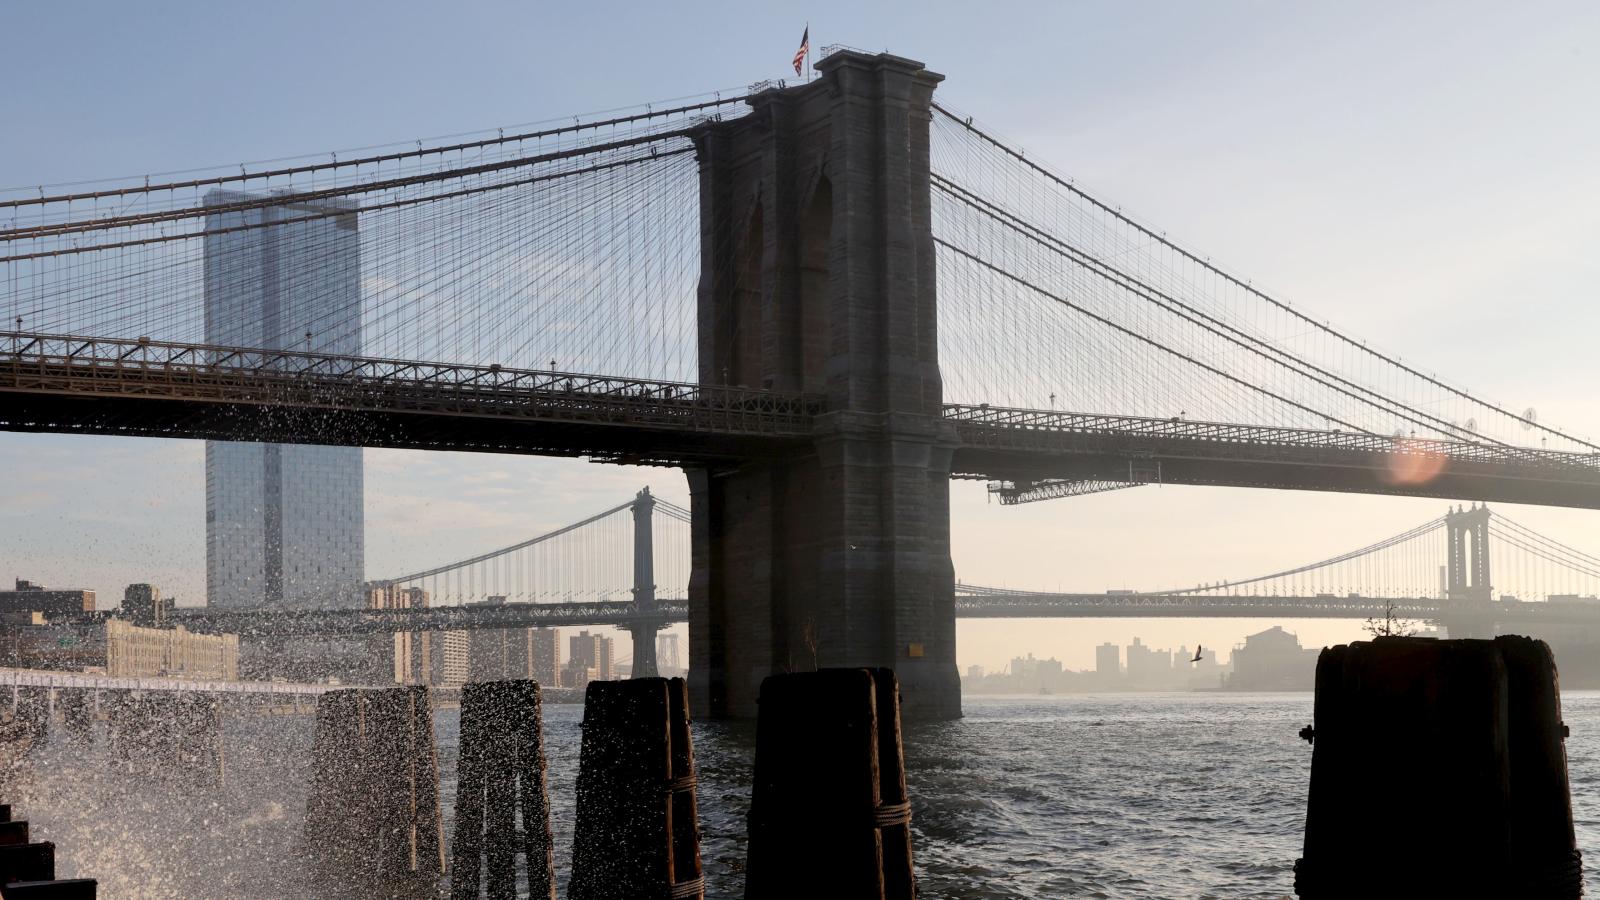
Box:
806, 22, 812, 81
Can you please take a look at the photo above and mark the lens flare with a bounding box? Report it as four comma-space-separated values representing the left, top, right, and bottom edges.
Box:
1380, 441, 1449, 487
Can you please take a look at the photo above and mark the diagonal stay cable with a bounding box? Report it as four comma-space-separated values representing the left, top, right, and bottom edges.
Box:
377, 499, 635, 585
930, 102, 1594, 452
2, 132, 694, 242
932, 173, 1503, 448
935, 237, 1373, 435
1146, 517, 1446, 595
0, 94, 746, 210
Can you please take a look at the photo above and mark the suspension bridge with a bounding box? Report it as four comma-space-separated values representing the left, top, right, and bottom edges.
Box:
6, 49, 1600, 717
169, 491, 1600, 644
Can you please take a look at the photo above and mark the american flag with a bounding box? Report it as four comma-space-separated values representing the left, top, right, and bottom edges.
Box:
793, 27, 809, 76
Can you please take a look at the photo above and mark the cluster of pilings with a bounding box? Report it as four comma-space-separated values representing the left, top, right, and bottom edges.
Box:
300, 668, 918, 898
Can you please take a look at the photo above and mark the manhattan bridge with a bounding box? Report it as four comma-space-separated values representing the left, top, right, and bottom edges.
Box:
4, 49, 1599, 718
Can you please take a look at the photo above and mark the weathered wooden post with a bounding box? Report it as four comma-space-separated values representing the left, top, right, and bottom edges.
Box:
745, 667, 916, 899
568, 677, 702, 900
1295, 635, 1580, 898
450, 679, 555, 900
303, 686, 443, 898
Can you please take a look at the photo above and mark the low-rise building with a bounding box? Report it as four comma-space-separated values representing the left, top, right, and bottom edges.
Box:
0, 579, 95, 618
1227, 625, 1319, 690
122, 583, 173, 627
569, 630, 614, 682
104, 618, 239, 679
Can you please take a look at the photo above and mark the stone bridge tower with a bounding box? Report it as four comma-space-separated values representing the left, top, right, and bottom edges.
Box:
686, 51, 960, 719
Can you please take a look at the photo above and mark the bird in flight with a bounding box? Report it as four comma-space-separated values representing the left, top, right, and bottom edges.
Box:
1191, 646, 1204, 664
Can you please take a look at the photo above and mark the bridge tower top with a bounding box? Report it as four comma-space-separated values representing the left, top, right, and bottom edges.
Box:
692, 50, 946, 417
1446, 504, 1493, 606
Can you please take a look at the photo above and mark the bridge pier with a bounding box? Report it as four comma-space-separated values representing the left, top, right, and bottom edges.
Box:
628, 488, 662, 680
687, 51, 960, 720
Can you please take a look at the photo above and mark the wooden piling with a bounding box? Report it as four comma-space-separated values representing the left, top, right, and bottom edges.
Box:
745, 668, 916, 900
302, 686, 443, 899
450, 679, 555, 900
1295, 635, 1581, 898
568, 677, 702, 900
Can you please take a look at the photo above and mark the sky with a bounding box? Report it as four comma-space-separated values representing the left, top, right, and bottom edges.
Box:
3, 1, 1599, 673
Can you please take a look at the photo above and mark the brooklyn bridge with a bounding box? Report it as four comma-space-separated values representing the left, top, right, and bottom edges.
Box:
5, 48, 1599, 718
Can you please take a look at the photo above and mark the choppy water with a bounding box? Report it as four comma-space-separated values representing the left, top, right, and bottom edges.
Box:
17, 691, 1600, 898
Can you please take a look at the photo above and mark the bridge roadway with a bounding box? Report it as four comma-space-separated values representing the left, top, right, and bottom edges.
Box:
5, 333, 1600, 507
164, 593, 1600, 637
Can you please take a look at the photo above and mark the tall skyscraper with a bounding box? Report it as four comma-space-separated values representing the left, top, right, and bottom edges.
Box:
203, 190, 364, 609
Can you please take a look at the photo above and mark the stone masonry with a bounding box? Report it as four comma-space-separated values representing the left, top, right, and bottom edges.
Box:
687, 51, 961, 720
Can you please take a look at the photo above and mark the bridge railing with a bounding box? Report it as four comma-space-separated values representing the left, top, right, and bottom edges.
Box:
172, 599, 692, 637
1, 331, 823, 437
0, 666, 330, 694
945, 404, 1600, 472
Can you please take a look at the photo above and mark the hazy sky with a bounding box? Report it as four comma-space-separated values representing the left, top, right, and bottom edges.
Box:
3, 1, 1599, 672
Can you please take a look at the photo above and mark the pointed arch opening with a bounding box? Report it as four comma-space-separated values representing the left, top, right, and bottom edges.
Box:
798, 176, 832, 393
729, 203, 764, 387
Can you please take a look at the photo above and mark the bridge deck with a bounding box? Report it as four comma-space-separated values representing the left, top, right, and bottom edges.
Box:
0, 333, 818, 466
162, 594, 1600, 636
5, 333, 1599, 506
947, 405, 1600, 509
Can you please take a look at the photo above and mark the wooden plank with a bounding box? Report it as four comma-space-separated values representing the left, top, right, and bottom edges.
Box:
1, 878, 98, 899
450, 679, 554, 900
666, 677, 702, 900
871, 668, 915, 900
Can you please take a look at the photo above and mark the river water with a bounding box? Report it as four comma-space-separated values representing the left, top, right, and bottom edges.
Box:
18, 691, 1600, 898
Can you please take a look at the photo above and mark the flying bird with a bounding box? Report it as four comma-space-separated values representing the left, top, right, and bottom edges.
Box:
1191, 646, 1203, 664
